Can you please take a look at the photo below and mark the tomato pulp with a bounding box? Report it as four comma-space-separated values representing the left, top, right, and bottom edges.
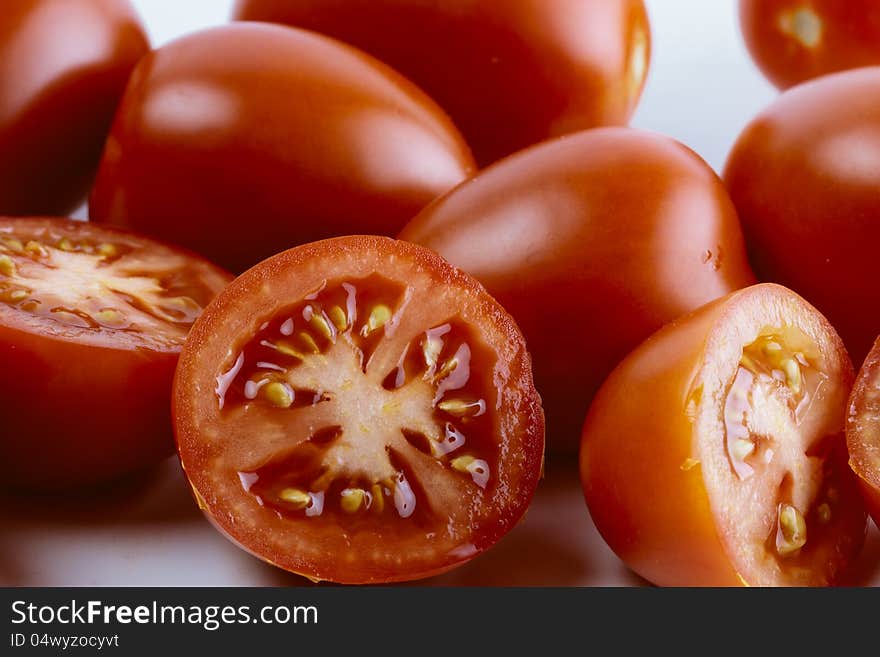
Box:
174, 236, 545, 583
0, 217, 231, 489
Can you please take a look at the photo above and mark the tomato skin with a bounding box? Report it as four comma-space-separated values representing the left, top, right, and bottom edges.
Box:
0, 217, 232, 490
173, 235, 545, 584
89, 23, 475, 274
724, 68, 880, 364
739, 0, 880, 90
233, 0, 651, 166
401, 128, 756, 452
0, 0, 148, 216
846, 336, 880, 527
581, 284, 864, 587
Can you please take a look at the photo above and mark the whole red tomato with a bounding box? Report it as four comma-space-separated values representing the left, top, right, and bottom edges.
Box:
724, 67, 880, 364
0, 0, 149, 216
401, 128, 756, 452
582, 284, 866, 586
739, 0, 880, 89
233, 0, 651, 166
174, 236, 545, 583
89, 23, 475, 273
0, 217, 231, 490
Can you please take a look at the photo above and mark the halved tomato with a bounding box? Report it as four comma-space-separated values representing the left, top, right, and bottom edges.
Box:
173, 236, 545, 584
0, 217, 231, 489
846, 337, 880, 528
581, 284, 866, 586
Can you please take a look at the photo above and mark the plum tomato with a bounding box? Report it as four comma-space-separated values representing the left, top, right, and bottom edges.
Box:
724, 68, 880, 364
233, 0, 651, 166
89, 23, 476, 274
739, 0, 880, 90
0, 217, 231, 490
400, 127, 756, 452
846, 336, 880, 528
581, 284, 866, 586
173, 236, 544, 584
0, 0, 149, 216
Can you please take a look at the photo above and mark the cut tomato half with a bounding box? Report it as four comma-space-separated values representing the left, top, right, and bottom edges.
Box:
0, 217, 231, 489
846, 337, 880, 528
173, 236, 545, 584
580, 284, 866, 586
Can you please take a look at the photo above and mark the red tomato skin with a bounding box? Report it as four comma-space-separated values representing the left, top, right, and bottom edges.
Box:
739, 0, 880, 90
401, 128, 756, 452
724, 68, 880, 364
89, 23, 476, 274
846, 336, 880, 528
0, 217, 232, 491
0, 0, 149, 216
233, 0, 651, 166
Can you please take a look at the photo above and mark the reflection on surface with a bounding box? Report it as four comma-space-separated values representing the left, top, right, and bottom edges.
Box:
1, 455, 877, 587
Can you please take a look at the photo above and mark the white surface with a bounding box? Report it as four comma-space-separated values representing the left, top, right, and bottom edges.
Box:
15, 1, 878, 587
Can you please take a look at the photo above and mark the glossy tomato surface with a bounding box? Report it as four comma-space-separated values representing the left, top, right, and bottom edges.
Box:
401, 128, 756, 452
846, 336, 880, 527
89, 23, 475, 273
173, 236, 544, 584
0, 0, 148, 216
740, 0, 880, 89
234, 0, 651, 166
581, 284, 866, 586
724, 68, 880, 364
0, 217, 231, 489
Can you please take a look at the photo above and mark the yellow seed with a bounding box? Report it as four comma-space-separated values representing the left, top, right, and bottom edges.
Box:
9, 289, 27, 302
263, 382, 293, 408
731, 438, 755, 461
438, 398, 484, 418
0, 255, 15, 277
2, 238, 23, 253
97, 243, 118, 257
298, 331, 320, 354
435, 357, 459, 381
270, 340, 305, 359
340, 488, 366, 514
95, 309, 125, 326
423, 335, 443, 370
370, 484, 384, 513
328, 305, 348, 331
817, 503, 832, 524
24, 241, 47, 257
309, 313, 333, 340
777, 504, 807, 556
680, 458, 700, 472
451, 455, 476, 473
362, 304, 392, 336
57, 238, 75, 251
782, 358, 802, 395
279, 488, 311, 509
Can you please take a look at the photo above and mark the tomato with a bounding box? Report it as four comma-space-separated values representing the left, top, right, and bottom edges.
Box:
173, 235, 544, 584
724, 68, 880, 364
233, 0, 651, 166
0, 217, 231, 490
846, 336, 880, 528
581, 284, 866, 586
0, 0, 149, 216
89, 24, 475, 274
400, 128, 756, 452
739, 0, 880, 90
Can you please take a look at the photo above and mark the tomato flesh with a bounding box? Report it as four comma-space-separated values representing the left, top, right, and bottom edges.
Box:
174, 236, 544, 584
0, 217, 231, 489
581, 284, 866, 586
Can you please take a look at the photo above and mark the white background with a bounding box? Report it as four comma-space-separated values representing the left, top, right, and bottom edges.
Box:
5, 1, 877, 587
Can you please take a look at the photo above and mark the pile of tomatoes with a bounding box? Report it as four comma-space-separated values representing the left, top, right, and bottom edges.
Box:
3, 0, 880, 587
